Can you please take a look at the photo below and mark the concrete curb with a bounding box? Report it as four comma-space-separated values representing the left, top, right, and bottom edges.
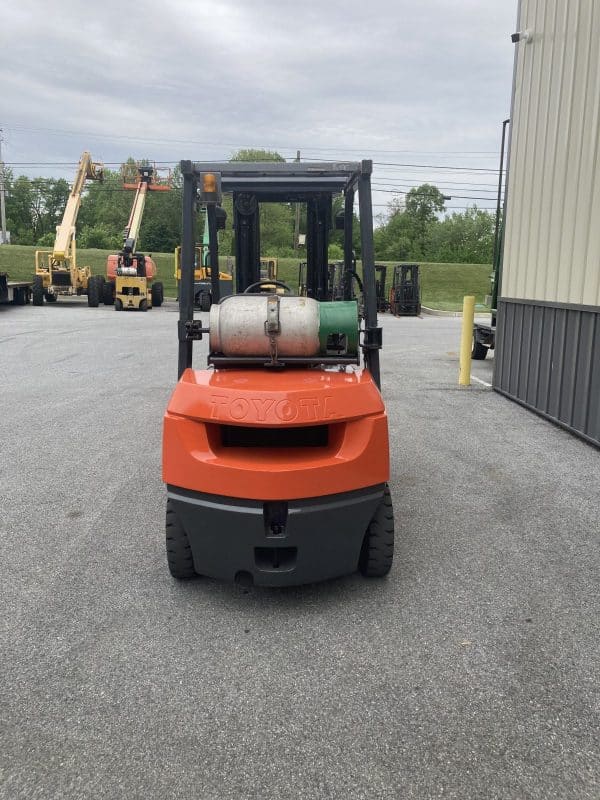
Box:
421, 306, 462, 317
421, 306, 492, 319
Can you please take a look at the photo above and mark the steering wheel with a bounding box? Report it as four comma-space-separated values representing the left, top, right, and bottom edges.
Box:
243, 280, 293, 294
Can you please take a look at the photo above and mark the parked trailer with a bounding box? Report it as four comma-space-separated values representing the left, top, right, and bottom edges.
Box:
0, 273, 32, 306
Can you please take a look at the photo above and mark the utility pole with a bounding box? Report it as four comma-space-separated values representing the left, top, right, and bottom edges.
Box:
293, 150, 300, 250
0, 129, 7, 245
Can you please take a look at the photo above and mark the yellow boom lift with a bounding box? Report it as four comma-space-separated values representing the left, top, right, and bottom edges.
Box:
33, 151, 104, 306
105, 165, 168, 311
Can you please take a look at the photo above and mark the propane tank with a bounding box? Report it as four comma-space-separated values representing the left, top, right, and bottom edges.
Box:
209, 295, 358, 358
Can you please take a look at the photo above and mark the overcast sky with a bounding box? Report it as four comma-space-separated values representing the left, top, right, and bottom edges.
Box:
0, 0, 517, 215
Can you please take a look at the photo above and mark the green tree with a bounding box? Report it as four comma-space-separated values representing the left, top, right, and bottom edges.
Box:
373, 185, 449, 261
6, 174, 34, 242
427, 207, 495, 263
41, 178, 70, 237
79, 223, 120, 250
404, 184, 446, 256
374, 206, 414, 260
230, 149, 285, 163
79, 168, 132, 237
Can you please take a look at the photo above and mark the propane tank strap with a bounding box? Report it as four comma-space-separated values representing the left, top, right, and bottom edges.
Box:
264, 295, 281, 363
265, 295, 281, 334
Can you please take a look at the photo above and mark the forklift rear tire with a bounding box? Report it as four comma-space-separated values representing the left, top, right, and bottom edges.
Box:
139, 299, 148, 312
87, 275, 101, 307
115, 298, 123, 311
166, 499, 197, 579
200, 293, 211, 312
472, 339, 488, 360
151, 281, 164, 308
32, 276, 44, 306
359, 485, 394, 577
103, 280, 115, 306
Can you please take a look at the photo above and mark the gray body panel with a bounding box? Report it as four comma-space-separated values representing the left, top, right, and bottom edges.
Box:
494, 299, 600, 447
167, 484, 385, 586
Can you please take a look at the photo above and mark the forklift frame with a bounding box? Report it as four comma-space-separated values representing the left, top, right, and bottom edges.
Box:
389, 264, 421, 316
165, 159, 392, 586
178, 160, 382, 386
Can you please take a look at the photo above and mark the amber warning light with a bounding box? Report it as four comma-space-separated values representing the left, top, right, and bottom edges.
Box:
199, 172, 222, 203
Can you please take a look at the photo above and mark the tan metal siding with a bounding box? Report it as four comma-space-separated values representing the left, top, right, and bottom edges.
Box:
502, 0, 600, 307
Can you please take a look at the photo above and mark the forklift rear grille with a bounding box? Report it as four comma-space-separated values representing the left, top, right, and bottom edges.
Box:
221, 425, 328, 448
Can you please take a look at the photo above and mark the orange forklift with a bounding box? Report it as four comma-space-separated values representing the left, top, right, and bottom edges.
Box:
162, 161, 394, 586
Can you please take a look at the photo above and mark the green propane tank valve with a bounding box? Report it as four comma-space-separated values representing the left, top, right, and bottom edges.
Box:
318, 301, 359, 355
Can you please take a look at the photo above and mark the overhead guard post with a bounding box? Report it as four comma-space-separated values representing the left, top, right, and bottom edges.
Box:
343, 188, 354, 301
178, 162, 196, 378
207, 204, 220, 304
358, 161, 381, 389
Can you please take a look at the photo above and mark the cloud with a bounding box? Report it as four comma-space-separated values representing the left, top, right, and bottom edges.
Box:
1, 0, 517, 212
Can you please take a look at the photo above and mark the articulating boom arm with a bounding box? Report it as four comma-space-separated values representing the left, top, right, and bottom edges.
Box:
121, 165, 171, 258
123, 169, 151, 255
53, 151, 103, 260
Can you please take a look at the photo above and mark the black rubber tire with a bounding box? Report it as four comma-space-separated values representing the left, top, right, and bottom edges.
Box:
359, 484, 394, 578
166, 499, 196, 579
32, 275, 44, 306
103, 280, 115, 306
44, 292, 58, 303
139, 298, 148, 312
200, 293, 211, 312
87, 275, 101, 307
114, 298, 123, 311
13, 287, 27, 305
472, 338, 488, 360
151, 281, 164, 308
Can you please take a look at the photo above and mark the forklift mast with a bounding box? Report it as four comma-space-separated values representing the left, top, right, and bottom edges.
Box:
178, 160, 382, 387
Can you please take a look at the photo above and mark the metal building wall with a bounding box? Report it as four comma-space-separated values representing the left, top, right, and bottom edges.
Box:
495, 0, 600, 446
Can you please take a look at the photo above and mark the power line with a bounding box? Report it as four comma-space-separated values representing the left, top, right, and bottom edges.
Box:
372, 185, 500, 201
371, 175, 501, 190
0, 121, 501, 157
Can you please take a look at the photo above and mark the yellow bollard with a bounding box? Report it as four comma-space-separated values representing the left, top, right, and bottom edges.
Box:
459, 295, 475, 386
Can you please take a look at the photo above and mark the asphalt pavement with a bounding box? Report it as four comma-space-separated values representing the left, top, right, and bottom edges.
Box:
1, 299, 598, 799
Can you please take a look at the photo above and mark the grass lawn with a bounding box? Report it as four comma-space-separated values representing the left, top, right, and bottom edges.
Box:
0, 246, 491, 311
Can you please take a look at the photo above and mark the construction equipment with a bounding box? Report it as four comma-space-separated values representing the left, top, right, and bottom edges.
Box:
104, 165, 168, 311
259, 257, 278, 282
33, 151, 104, 306
0, 273, 31, 306
259, 257, 286, 295
163, 160, 393, 586
473, 118, 510, 359
174, 205, 232, 310
173, 244, 232, 311
375, 265, 389, 312
300, 260, 360, 303
389, 264, 421, 316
